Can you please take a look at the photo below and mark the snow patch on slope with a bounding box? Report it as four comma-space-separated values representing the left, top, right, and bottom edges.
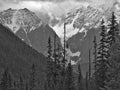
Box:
66, 48, 81, 65
4, 10, 20, 33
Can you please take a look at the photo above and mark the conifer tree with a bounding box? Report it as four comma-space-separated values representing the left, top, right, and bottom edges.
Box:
93, 35, 98, 90
106, 12, 119, 75
47, 37, 53, 60
105, 12, 120, 90
56, 43, 63, 65
53, 34, 58, 89
78, 64, 83, 90
93, 36, 97, 74
88, 49, 91, 90
55, 43, 64, 90
60, 22, 67, 90
106, 37, 120, 90
107, 12, 119, 46
63, 22, 67, 66
56, 43, 65, 90
88, 49, 91, 80
106, 12, 120, 66
46, 37, 54, 90
96, 19, 108, 90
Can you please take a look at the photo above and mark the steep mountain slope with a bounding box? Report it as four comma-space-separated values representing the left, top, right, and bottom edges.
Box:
0, 8, 61, 55
50, 6, 105, 65
0, 24, 47, 90
65, 3, 120, 75
46, 2, 120, 75
0, 8, 42, 33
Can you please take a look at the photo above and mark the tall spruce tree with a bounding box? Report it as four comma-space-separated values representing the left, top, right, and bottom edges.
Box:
78, 64, 83, 90
56, 43, 63, 65
88, 49, 91, 90
105, 36, 120, 90
63, 22, 67, 66
47, 37, 53, 61
96, 19, 108, 90
53, 34, 58, 90
46, 37, 54, 90
88, 49, 91, 80
105, 12, 120, 90
55, 43, 64, 90
56, 44, 66, 90
107, 12, 119, 46
60, 22, 67, 90
93, 35, 98, 90
107, 12, 120, 64
93, 36, 97, 74
106, 12, 119, 68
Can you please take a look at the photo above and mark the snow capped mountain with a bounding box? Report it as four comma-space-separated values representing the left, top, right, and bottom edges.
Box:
49, 1, 120, 67
46, 5, 105, 65
50, 1, 120, 40
0, 8, 42, 34
1, 1, 120, 67
0, 8, 61, 56
53, 6, 103, 40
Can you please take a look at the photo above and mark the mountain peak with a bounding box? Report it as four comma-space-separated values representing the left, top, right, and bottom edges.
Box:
22, 8, 29, 11
0, 8, 42, 33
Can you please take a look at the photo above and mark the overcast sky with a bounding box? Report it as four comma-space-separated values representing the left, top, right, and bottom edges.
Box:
0, 0, 119, 16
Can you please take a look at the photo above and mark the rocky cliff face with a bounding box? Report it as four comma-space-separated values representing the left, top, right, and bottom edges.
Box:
0, 8, 61, 55
0, 8, 42, 33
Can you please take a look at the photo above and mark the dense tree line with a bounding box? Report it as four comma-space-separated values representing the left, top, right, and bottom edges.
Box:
91, 12, 120, 90
0, 63, 37, 90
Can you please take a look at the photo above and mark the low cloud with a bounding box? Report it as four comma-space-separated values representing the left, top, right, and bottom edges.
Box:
0, 0, 120, 16
89, 0, 118, 7
0, 0, 87, 16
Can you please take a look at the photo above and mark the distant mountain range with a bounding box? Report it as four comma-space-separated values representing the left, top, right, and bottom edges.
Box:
1, 2, 120, 75
0, 8, 61, 56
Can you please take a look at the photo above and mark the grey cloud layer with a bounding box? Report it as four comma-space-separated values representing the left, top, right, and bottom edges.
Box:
0, 0, 119, 14
0, 0, 86, 10
0, 0, 86, 3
